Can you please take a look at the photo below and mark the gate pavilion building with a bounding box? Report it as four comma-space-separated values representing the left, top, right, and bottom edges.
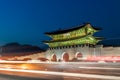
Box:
43, 23, 103, 62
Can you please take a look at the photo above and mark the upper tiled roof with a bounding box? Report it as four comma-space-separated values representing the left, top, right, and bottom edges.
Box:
45, 23, 101, 35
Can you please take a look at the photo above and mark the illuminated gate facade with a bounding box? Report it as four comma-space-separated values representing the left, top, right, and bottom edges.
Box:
44, 23, 103, 61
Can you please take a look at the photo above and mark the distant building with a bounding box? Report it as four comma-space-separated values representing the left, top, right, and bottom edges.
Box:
43, 23, 103, 62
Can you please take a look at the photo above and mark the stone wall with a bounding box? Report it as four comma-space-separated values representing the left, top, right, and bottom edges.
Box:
45, 45, 103, 61
9, 46, 120, 61
102, 47, 120, 56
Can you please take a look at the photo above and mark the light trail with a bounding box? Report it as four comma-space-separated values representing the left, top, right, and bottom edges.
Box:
79, 66, 120, 70
0, 68, 120, 80
0, 60, 99, 64
0, 60, 120, 65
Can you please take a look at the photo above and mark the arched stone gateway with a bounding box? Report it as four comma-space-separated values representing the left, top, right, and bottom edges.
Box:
75, 52, 82, 58
51, 54, 57, 62
62, 52, 69, 62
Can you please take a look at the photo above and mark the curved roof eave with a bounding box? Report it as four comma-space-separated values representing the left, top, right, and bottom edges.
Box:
45, 23, 101, 35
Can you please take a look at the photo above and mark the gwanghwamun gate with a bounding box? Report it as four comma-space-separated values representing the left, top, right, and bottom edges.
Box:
11, 23, 120, 62
43, 23, 120, 62
44, 23, 102, 62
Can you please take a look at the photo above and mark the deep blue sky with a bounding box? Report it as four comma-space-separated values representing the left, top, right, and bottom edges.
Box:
0, 0, 120, 47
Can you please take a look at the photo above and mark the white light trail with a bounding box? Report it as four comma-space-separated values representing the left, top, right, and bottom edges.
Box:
79, 66, 120, 70
0, 68, 120, 80
0, 60, 119, 65
0, 60, 97, 64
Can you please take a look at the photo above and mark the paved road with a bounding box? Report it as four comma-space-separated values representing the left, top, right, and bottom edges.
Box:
0, 62, 120, 80
0, 74, 48, 80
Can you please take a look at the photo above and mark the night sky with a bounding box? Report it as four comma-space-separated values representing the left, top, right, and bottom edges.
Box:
0, 0, 120, 47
